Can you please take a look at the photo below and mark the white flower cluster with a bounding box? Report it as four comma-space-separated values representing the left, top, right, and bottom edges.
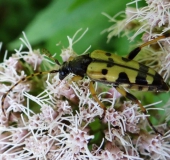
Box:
1, 1, 170, 158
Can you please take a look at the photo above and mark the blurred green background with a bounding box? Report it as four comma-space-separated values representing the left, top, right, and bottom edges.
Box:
0, 0, 137, 62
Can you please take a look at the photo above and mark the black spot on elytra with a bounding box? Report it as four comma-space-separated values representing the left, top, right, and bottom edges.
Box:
160, 82, 169, 91
122, 57, 131, 62
105, 52, 111, 56
102, 69, 108, 75
152, 73, 169, 91
139, 63, 149, 73
108, 58, 114, 62
152, 73, 163, 85
107, 63, 114, 68
135, 75, 148, 85
135, 64, 148, 85
116, 72, 130, 83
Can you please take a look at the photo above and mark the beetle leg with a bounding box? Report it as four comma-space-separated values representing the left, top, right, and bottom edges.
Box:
71, 77, 105, 110
115, 86, 162, 135
128, 34, 168, 60
89, 81, 106, 110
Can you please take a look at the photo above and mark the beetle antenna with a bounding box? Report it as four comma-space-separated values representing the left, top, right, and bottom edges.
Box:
128, 33, 170, 60
1, 70, 59, 117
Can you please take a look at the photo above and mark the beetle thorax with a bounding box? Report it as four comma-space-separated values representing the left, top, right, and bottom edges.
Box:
59, 54, 92, 80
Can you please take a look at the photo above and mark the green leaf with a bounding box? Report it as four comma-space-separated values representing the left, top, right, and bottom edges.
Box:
9, 0, 131, 58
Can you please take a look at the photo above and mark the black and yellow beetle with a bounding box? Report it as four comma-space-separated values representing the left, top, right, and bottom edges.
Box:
1, 34, 169, 134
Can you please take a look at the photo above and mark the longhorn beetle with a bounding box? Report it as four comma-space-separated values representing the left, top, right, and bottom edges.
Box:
1, 34, 169, 135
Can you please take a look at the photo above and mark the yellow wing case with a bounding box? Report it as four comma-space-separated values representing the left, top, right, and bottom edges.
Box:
87, 50, 168, 91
